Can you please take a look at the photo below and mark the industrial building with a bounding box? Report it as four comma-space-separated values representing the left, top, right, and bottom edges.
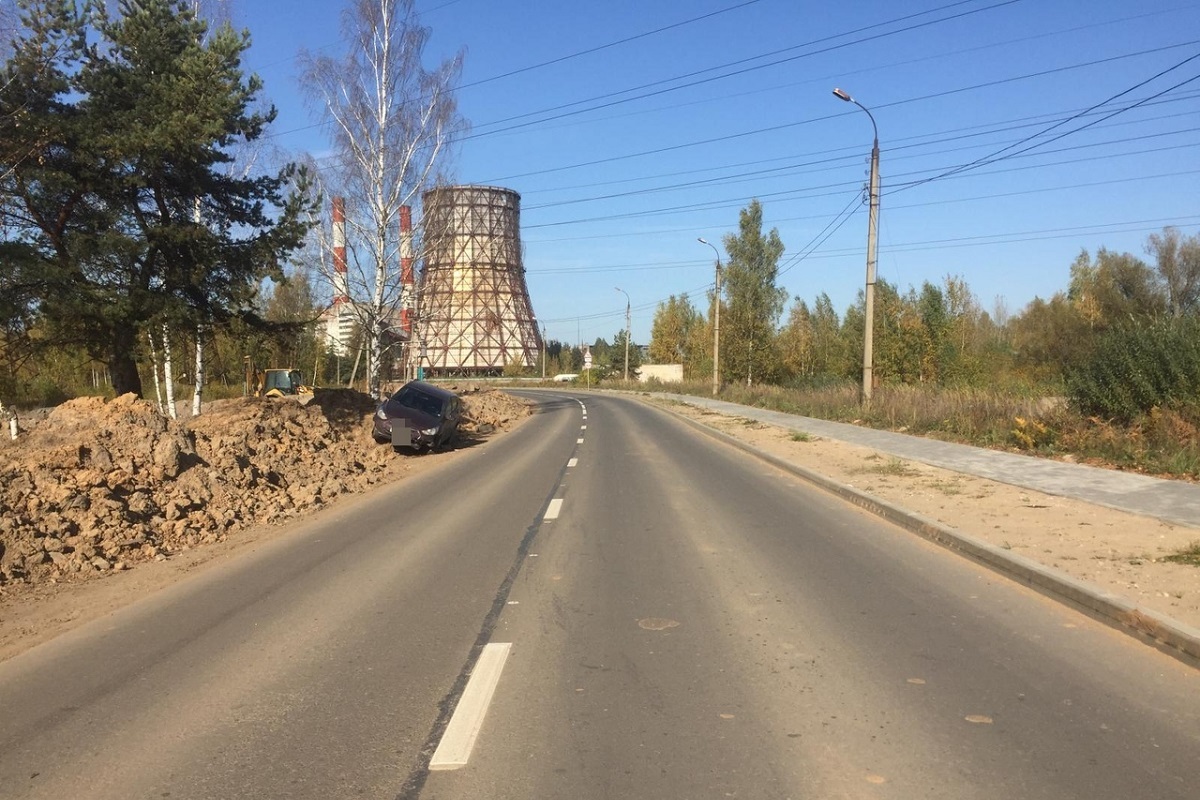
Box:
417, 185, 541, 376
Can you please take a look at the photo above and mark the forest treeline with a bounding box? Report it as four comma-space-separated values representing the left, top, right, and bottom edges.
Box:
650, 202, 1200, 419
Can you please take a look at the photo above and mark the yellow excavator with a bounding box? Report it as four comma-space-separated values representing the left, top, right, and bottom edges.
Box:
258, 369, 313, 398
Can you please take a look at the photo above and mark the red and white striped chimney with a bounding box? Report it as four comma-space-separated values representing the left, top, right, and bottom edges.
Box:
400, 205, 414, 334
332, 197, 349, 306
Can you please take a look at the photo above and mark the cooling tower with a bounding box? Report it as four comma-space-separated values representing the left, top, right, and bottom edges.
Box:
419, 185, 541, 375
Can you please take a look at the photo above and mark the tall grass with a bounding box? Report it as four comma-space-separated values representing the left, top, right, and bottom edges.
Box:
657, 379, 1200, 480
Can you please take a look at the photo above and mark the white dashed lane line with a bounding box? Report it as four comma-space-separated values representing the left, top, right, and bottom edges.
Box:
429, 643, 513, 771
428, 396, 583, 774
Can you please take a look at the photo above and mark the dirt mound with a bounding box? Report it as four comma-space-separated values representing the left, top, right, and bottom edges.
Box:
0, 388, 529, 588
441, 383, 523, 434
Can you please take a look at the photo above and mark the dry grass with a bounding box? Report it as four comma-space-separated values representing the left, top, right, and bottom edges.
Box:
1163, 541, 1200, 567
662, 379, 1200, 480
853, 456, 920, 477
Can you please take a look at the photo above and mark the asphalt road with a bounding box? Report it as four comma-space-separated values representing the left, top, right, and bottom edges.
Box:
1, 391, 1197, 799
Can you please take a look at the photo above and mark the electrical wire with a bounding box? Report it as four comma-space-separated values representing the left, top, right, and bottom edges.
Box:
888, 49, 1200, 193
490, 5, 1197, 142
519, 124, 1199, 213
517, 137, 1200, 233
475, 40, 1199, 184
515, 93, 1200, 199
456, 0, 766, 91
465, 0, 1023, 137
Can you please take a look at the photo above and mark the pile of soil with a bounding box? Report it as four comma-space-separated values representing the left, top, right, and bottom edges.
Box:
0, 387, 529, 588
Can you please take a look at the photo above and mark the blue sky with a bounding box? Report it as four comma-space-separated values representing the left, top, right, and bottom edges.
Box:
235, 0, 1200, 347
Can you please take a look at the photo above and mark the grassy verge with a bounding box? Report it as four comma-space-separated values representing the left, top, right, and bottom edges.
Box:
647, 379, 1200, 480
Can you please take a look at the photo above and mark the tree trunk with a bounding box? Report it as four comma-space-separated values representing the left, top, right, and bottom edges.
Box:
162, 325, 178, 420
348, 343, 363, 389
147, 330, 164, 413
192, 326, 204, 417
0, 400, 16, 441
110, 327, 144, 398
367, 313, 383, 400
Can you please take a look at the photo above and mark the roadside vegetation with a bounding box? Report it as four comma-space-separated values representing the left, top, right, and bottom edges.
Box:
650, 379, 1200, 480
520, 206, 1200, 480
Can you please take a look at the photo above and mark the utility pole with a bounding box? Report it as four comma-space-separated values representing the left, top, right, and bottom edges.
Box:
616, 287, 630, 382
698, 238, 722, 397
833, 87, 880, 406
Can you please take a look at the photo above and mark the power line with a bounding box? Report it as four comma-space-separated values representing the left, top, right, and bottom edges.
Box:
888, 49, 1200, 193
776, 194, 864, 279
519, 138, 1200, 232
475, 39, 1199, 184
521, 162, 1200, 249
466, 0, 1023, 138
520, 124, 1199, 213
533, 213, 1200, 329
497, 5, 1196, 142
527, 215, 1200, 277
288, 0, 1026, 162
456, 0, 766, 91
516, 93, 1200, 199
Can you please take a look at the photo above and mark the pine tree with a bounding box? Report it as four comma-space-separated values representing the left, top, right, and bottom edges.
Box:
0, 0, 314, 397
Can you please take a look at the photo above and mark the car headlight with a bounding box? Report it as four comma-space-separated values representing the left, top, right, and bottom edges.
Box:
376, 407, 388, 420
421, 426, 439, 436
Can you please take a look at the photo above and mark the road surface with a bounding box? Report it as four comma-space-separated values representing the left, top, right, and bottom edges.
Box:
1, 391, 1196, 799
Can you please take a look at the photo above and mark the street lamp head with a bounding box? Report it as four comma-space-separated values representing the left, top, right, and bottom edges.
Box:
832, 87, 853, 102
697, 237, 709, 245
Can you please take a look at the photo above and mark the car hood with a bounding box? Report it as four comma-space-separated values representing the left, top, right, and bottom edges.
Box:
381, 401, 439, 429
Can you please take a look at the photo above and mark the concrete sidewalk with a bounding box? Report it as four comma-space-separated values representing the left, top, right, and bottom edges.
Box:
658, 393, 1200, 528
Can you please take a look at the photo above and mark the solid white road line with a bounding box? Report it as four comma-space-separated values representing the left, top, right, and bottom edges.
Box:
568, 458, 578, 468
544, 498, 564, 520
429, 643, 513, 771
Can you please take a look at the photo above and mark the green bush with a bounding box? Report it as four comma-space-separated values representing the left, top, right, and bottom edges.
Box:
1067, 318, 1200, 421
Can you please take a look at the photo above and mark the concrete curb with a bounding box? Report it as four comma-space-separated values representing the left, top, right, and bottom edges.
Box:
654, 399, 1200, 670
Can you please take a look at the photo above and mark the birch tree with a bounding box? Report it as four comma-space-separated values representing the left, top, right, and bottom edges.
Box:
300, 0, 464, 399
721, 200, 787, 386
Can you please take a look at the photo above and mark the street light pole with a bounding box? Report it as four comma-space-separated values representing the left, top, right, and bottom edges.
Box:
615, 287, 631, 382
833, 87, 880, 406
698, 237, 722, 397
541, 323, 547, 381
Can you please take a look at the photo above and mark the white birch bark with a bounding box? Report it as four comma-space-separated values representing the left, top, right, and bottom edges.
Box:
147, 330, 165, 414
162, 325, 178, 420
192, 326, 204, 417
0, 400, 16, 441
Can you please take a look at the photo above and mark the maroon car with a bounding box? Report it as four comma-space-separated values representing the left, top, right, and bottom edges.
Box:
372, 381, 462, 452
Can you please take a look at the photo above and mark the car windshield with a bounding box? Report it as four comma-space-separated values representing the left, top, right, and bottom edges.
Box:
392, 387, 444, 418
